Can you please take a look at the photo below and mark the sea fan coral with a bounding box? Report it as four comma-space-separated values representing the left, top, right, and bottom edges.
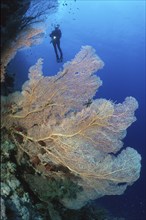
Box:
1, 27, 45, 82
1, 46, 141, 209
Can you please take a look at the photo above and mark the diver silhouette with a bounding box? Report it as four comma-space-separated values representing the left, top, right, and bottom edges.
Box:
50, 25, 63, 63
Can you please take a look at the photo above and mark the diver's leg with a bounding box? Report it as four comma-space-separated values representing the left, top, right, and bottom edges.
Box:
57, 41, 63, 61
53, 43, 59, 62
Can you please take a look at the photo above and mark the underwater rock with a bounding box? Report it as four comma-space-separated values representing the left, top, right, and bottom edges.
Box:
1, 140, 44, 220
1, 197, 7, 220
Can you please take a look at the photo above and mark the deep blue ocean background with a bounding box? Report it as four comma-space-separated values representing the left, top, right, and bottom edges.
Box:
8, 1, 146, 219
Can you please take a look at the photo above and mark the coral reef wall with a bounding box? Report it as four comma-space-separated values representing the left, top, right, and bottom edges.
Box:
1, 46, 141, 209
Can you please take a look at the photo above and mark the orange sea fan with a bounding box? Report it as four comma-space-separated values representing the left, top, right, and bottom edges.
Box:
1, 46, 141, 209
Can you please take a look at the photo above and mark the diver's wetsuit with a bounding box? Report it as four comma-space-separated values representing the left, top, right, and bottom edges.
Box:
50, 28, 63, 62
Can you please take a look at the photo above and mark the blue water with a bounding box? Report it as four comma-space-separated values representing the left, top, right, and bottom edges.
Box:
8, 1, 146, 219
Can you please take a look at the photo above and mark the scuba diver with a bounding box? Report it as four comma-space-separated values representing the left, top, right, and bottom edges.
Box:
50, 25, 63, 63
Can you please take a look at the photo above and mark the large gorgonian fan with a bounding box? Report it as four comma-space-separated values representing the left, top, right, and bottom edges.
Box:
1, 46, 141, 209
